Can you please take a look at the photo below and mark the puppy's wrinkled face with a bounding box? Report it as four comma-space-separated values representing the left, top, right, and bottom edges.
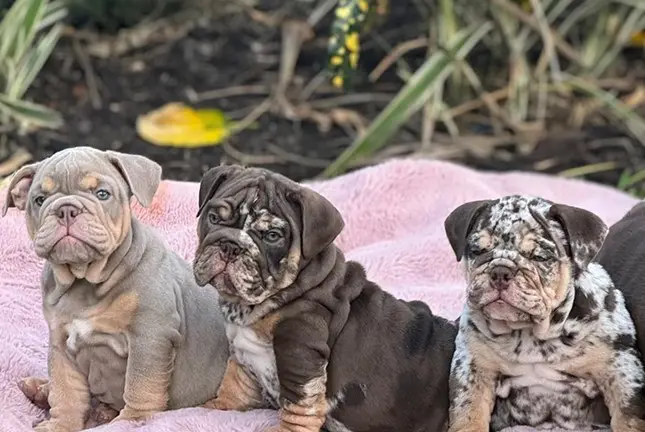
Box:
194, 197, 298, 305
3, 147, 161, 267
25, 155, 131, 264
462, 196, 571, 324
193, 165, 344, 306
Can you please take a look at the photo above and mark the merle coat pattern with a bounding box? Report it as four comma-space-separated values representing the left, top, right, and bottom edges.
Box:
444, 195, 645, 432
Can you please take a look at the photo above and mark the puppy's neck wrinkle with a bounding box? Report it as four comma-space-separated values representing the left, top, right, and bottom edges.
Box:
46, 218, 146, 305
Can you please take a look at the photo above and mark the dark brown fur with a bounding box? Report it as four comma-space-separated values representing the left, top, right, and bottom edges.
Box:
195, 165, 457, 432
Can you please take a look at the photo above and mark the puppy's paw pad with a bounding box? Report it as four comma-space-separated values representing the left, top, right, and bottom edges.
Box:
19, 377, 50, 409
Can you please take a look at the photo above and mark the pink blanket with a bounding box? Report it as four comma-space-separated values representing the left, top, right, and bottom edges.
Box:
0, 159, 638, 432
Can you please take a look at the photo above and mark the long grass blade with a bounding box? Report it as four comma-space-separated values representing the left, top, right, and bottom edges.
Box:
9, 24, 62, 99
0, 92, 63, 128
322, 22, 493, 177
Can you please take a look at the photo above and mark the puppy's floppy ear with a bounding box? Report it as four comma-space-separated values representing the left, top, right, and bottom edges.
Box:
290, 186, 344, 260
444, 200, 492, 261
2, 162, 39, 216
196, 165, 242, 217
548, 203, 607, 270
105, 151, 161, 208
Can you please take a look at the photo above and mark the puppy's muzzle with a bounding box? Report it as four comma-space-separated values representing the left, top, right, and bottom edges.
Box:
219, 239, 242, 261
55, 204, 80, 227
490, 265, 517, 291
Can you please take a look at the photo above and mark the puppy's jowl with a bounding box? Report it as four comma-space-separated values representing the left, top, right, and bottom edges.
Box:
193, 165, 457, 432
445, 196, 645, 432
3, 148, 229, 432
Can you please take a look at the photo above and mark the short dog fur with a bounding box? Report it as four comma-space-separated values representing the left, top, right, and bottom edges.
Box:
2, 147, 229, 432
597, 201, 645, 361
444, 195, 645, 431
193, 165, 457, 432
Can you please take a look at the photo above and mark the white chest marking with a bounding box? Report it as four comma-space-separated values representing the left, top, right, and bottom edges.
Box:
65, 319, 129, 357
496, 362, 599, 399
226, 323, 280, 405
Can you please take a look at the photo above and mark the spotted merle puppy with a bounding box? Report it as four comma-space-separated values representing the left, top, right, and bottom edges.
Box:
444, 195, 645, 432
192, 164, 457, 432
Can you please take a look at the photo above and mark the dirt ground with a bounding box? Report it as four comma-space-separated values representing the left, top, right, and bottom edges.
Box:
6, 0, 645, 187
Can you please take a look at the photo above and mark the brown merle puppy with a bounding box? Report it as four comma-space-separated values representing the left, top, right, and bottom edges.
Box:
193, 165, 457, 432
444, 195, 645, 432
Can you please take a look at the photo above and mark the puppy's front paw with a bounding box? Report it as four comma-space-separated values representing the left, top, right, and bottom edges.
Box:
111, 406, 157, 423
18, 377, 50, 409
34, 419, 80, 432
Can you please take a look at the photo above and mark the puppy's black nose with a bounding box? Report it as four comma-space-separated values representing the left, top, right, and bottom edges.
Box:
221, 240, 241, 259
56, 205, 79, 225
490, 266, 515, 290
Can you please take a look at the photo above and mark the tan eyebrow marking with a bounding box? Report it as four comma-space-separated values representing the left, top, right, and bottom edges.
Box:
41, 177, 56, 193
79, 174, 99, 190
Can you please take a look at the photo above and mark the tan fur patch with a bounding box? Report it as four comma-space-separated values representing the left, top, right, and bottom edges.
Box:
448, 337, 507, 432
552, 260, 572, 306
277, 397, 328, 432
41, 177, 56, 193
203, 358, 265, 411
518, 232, 536, 254
87, 291, 139, 333
45, 347, 91, 431
448, 369, 496, 432
80, 174, 99, 190
251, 312, 281, 343
477, 230, 493, 250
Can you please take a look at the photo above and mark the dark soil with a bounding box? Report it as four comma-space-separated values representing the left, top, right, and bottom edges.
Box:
7, 0, 645, 188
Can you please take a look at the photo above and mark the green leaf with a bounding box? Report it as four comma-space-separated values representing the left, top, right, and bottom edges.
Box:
9, 23, 62, 99
0, 0, 47, 62
0, 92, 63, 128
39, 1, 67, 30
322, 22, 493, 178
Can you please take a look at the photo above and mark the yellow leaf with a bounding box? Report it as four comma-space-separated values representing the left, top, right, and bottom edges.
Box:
136, 103, 232, 148
631, 31, 645, 47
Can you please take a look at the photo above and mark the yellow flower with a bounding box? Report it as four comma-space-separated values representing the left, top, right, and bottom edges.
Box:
335, 6, 351, 19
345, 33, 360, 53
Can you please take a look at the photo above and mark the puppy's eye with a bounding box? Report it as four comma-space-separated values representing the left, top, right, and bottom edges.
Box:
208, 212, 219, 225
470, 247, 485, 256
34, 196, 45, 207
533, 254, 548, 262
264, 230, 283, 243
95, 189, 111, 201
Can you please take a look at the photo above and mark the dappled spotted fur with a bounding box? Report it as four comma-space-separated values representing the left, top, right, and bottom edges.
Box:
445, 196, 645, 432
